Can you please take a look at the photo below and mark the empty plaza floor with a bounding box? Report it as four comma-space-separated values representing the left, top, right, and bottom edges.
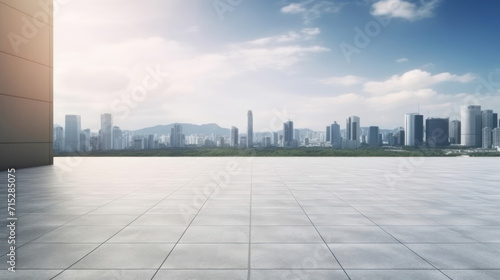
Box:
0, 157, 500, 280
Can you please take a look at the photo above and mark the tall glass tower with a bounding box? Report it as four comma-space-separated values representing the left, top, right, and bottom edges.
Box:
65, 115, 81, 152
404, 113, 424, 146
461, 105, 482, 147
247, 110, 253, 148
100, 114, 113, 151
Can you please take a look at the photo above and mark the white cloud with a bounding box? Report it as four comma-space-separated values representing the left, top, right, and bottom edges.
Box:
364, 69, 475, 95
320, 75, 364, 87
281, 3, 307, 14
281, 1, 344, 24
371, 0, 440, 21
301, 27, 321, 36
396, 58, 409, 63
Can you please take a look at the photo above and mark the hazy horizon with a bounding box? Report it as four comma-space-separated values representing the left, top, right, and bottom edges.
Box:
54, 0, 500, 132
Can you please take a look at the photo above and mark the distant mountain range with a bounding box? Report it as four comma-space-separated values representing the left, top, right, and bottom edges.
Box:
133, 123, 230, 136
55, 122, 396, 136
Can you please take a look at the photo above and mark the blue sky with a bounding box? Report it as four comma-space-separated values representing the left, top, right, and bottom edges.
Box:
54, 0, 500, 132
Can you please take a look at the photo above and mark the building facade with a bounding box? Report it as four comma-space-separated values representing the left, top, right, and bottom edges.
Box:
404, 113, 423, 146
461, 105, 482, 147
449, 120, 461, 144
0, 0, 53, 170
247, 110, 253, 148
65, 115, 81, 152
426, 118, 449, 147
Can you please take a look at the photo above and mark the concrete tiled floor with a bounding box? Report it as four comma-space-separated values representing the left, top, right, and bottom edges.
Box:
0, 157, 500, 279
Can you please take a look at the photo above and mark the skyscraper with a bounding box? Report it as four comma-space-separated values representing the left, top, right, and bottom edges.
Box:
368, 126, 379, 147
404, 113, 423, 146
65, 115, 81, 152
247, 110, 253, 148
170, 123, 185, 147
330, 122, 341, 148
492, 127, 500, 148
493, 113, 498, 129
483, 127, 492, 149
272, 132, 279, 146
426, 118, 449, 147
449, 120, 461, 144
482, 110, 494, 129
100, 113, 113, 151
112, 126, 123, 150
294, 129, 300, 145
283, 120, 294, 147
54, 127, 64, 153
326, 126, 331, 142
346, 116, 361, 147
461, 105, 482, 147
230, 126, 239, 147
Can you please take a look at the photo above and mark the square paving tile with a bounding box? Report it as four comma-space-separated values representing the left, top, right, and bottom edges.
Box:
33, 225, 123, 243
161, 244, 249, 269
251, 244, 340, 269
317, 226, 398, 243
346, 270, 449, 280
108, 225, 186, 243
407, 244, 500, 269
250, 269, 349, 280
153, 270, 247, 280
180, 225, 249, 243
251, 226, 323, 243
328, 244, 433, 269
72, 244, 174, 269
53, 270, 156, 280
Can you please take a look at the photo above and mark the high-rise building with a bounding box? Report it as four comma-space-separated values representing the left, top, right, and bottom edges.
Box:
263, 137, 271, 147
54, 127, 64, 153
294, 129, 301, 145
170, 124, 185, 147
272, 132, 279, 146
247, 110, 253, 148
230, 126, 239, 147
100, 114, 113, 151
492, 128, 500, 148
482, 110, 494, 129
147, 135, 154, 150
404, 113, 423, 146
449, 120, 461, 144
283, 121, 294, 147
330, 122, 342, 148
426, 118, 449, 147
461, 105, 482, 147
346, 116, 361, 147
239, 136, 247, 148
368, 126, 379, 147
326, 126, 331, 142
493, 113, 498, 129
82, 129, 91, 152
112, 127, 123, 150
482, 127, 492, 149
65, 115, 81, 152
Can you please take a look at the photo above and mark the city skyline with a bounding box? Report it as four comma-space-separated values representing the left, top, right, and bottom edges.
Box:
54, 0, 500, 132
55, 104, 500, 153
